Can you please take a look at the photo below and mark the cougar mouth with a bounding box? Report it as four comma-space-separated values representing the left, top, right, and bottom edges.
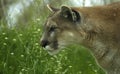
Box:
40, 39, 65, 55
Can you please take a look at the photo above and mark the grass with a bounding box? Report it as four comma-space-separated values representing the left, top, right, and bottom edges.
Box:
0, 19, 105, 74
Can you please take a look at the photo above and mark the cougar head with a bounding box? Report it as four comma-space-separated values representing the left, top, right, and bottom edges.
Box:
40, 5, 85, 55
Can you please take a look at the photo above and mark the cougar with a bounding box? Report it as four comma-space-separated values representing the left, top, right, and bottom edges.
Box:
40, 2, 120, 74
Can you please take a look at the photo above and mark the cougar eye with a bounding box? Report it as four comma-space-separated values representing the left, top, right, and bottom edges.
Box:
49, 26, 57, 32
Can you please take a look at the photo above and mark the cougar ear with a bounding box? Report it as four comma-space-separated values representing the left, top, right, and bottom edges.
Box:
47, 4, 59, 12
61, 6, 81, 22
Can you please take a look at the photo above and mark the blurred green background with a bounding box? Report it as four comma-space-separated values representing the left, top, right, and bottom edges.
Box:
0, 0, 119, 74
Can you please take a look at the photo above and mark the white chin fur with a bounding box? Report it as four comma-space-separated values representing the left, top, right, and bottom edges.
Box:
44, 46, 61, 55
48, 49, 60, 55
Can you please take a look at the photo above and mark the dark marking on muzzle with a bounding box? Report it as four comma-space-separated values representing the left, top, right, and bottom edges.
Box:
40, 40, 50, 48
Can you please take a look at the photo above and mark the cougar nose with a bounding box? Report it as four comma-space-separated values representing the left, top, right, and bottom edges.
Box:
40, 40, 49, 48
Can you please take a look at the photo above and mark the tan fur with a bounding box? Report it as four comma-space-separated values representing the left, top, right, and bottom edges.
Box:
40, 2, 120, 74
